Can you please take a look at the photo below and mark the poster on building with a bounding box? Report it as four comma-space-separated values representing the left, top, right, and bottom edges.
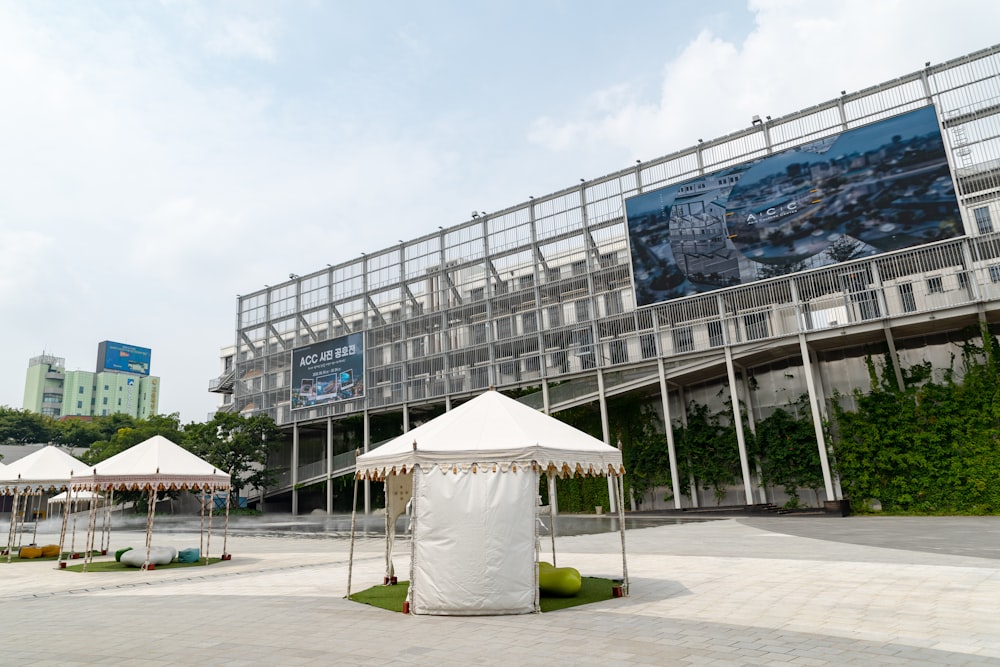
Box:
291, 332, 364, 410
97, 341, 152, 376
626, 105, 963, 307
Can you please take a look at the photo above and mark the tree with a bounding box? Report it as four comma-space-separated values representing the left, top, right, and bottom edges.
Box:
0, 407, 58, 445
752, 400, 824, 507
675, 402, 739, 505
184, 412, 282, 507
82, 413, 184, 465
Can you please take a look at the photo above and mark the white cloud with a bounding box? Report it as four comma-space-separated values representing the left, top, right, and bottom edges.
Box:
205, 17, 279, 62
528, 0, 1000, 161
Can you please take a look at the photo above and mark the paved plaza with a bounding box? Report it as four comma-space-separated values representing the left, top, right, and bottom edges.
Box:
1, 515, 998, 666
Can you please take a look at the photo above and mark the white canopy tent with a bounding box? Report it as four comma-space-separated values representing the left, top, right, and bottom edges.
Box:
68, 435, 231, 571
0, 446, 93, 561
349, 389, 628, 616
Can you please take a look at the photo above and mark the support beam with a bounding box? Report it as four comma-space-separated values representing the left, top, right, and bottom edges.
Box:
657, 359, 682, 509
799, 335, 837, 501
597, 370, 616, 513
724, 347, 755, 505
291, 422, 299, 516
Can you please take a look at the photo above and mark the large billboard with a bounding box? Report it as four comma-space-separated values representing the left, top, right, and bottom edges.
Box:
626, 106, 963, 307
97, 341, 151, 376
291, 332, 365, 410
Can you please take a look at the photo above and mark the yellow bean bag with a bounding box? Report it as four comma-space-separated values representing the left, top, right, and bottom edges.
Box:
18, 546, 43, 559
40, 544, 60, 558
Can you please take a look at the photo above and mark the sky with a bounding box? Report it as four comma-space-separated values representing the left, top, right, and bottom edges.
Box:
1, 0, 998, 424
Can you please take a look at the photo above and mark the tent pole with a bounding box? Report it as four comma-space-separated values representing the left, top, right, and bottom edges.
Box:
346, 476, 359, 598
30, 492, 40, 544
222, 483, 232, 559
205, 486, 214, 566
143, 487, 155, 570
102, 489, 114, 554
83, 486, 100, 572
199, 489, 206, 561
547, 471, 557, 567
6, 486, 21, 563
534, 475, 541, 614
69, 491, 80, 560
615, 473, 630, 596
56, 485, 73, 568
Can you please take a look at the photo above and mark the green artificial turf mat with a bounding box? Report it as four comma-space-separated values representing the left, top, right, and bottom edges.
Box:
348, 576, 616, 613
350, 581, 410, 612
540, 576, 616, 612
1, 550, 103, 564
62, 558, 221, 572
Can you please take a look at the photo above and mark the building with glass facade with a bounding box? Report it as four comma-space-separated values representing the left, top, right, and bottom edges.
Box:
213, 44, 1000, 515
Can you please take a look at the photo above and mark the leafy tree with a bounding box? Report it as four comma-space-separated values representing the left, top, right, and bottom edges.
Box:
82, 413, 183, 465
0, 407, 58, 444
674, 401, 740, 505
183, 412, 282, 507
752, 399, 824, 507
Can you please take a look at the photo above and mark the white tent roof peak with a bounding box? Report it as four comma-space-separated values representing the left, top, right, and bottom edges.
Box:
355, 389, 623, 478
78, 435, 230, 491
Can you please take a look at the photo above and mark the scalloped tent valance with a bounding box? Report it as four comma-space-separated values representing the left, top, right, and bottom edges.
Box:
0, 445, 92, 493
355, 389, 624, 480
74, 435, 230, 491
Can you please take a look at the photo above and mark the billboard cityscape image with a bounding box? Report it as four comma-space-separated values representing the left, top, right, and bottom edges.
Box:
291, 332, 365, 410
97, 341, 152, 376
626, 105, 963, 307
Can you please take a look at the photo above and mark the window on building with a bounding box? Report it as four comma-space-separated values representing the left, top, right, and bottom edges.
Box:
609, 339, 628, 365
990, 265, 1000, 283
744, 312, 770, 341
672, 327, 694, 353
522, 311, 538, 334
574, 299, 590, 323
104, 385, 109, 390
898, 283, 917, 312
640, 333, 657, 359
77, 401, 82, 409
78, 386, 84, 394
708, 320, 725, 347
974, 207, 994, 234
102, 397, 108, 405
927, 276, 944, 293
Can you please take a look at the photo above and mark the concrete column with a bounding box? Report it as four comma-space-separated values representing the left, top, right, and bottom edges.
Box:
326, 416, 333, 514
597, 370, 616, 513
799, 334, 836, 500
657, 358, 682, 509
724, 347, 754, 505
363, 409, 371, 515
291, 422, 299, 516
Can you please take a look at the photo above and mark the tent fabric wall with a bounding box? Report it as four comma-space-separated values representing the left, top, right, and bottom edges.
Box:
410, 467, 538, 616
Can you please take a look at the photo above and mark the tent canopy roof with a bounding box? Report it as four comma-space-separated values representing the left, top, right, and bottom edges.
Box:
0, 445, 91, 491
355, 390, 623, 479
76, 435, 230, 491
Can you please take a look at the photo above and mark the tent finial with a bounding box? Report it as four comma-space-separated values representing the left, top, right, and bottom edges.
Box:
412, 440, 417, 451
488, 385, 494, 391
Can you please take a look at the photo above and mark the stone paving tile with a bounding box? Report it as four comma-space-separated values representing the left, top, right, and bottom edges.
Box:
2, 517, 1000, 665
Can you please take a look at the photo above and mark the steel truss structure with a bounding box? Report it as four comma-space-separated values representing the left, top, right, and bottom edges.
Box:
216, 44, 1000, 512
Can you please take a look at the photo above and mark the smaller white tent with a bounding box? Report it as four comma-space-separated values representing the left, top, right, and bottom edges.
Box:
350, 389, 627, 616
0, 445, 92, 493
0, 446, 93, 560
69, 435, 231, 570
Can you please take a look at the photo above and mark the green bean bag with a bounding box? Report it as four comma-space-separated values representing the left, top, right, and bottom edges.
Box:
538, 561, 582, 597
115, 547, 133, 562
